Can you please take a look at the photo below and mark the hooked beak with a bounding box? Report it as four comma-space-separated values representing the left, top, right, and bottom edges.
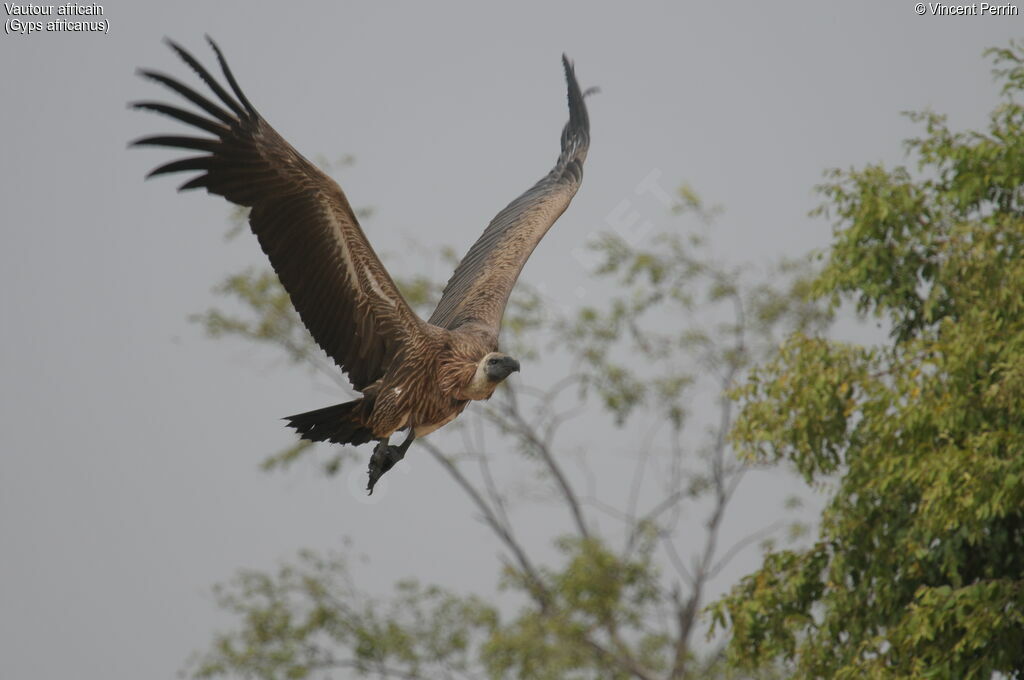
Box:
487, 355, 521, 381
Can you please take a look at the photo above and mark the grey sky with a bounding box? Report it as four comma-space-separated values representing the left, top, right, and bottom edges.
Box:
1, 2, 1018, 678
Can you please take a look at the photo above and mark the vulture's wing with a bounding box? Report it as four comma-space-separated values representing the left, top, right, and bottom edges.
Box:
132, 38, 425, 391
428, 55, 591, 334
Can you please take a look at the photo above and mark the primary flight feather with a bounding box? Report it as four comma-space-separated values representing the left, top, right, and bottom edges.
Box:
133, 37, 591, 493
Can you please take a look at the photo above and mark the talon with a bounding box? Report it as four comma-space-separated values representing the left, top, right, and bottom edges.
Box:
366, 442, 405, 495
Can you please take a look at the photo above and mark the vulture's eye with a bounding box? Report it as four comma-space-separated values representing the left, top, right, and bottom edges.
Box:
488, 358, 499, 365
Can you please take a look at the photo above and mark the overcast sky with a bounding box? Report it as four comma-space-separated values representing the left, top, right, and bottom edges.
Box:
1, 2, 1019, 678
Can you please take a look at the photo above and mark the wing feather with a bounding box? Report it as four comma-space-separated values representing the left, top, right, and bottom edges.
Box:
428, 55, 591, 333
133, 38, 424, 390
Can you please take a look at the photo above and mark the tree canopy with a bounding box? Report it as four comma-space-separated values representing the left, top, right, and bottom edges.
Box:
711, 43, 1024, 679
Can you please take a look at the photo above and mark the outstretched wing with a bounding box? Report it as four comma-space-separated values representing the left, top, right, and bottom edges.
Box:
132, 37, 425, 391
428, 55, 591, 335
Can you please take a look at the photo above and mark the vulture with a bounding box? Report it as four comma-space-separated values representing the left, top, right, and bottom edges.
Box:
133, 37, 592, 493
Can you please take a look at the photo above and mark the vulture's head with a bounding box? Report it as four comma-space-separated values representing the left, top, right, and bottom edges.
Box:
482, 352, 521, 382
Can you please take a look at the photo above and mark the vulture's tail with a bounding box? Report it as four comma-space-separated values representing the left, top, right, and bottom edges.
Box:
284, 399, 375, 446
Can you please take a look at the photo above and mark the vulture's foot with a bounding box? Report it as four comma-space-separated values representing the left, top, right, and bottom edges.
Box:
366, 441, 406, 495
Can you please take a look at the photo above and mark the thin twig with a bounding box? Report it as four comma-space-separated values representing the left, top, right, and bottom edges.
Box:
421, 440, 550, 608
501, 387, 591, 540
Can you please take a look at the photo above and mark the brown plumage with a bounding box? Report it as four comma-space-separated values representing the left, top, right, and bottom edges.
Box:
133, 37, 591, 493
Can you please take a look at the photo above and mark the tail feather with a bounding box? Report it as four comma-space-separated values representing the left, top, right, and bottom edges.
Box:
284, 399, 375, 446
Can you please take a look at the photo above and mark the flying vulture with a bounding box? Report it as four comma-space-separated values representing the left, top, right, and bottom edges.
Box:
133, 38, 591, 493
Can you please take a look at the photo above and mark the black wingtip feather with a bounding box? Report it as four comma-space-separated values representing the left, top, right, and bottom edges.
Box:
204, 35, 258, 118
178, 174, 209, 191
130, 101, 228, 136
136, 69, 236, 125
130, 134, 220, 152
163, 37, 248, 121
561, 54, 589, 135
144, 156, 211, 179
558, 54, 590, 165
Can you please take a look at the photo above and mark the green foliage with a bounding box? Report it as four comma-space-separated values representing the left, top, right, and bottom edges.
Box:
189, 550, 499, 680
483, 536, 667, 680
711, 43, 1024, 679
190, 535, 795, 680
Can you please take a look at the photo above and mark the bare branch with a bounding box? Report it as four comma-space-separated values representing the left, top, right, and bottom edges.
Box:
624, 418, 670, 556
498, 387, 591, 540
420, 439, 550, 608
708, 519, 787, 581
662, 534, 696, 588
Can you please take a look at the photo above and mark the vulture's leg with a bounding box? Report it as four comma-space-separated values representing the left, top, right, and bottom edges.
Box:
366, 430, 416, 495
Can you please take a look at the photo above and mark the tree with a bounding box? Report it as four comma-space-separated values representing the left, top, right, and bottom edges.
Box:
184, 164, 824, 679
710, 44, 1024, 679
